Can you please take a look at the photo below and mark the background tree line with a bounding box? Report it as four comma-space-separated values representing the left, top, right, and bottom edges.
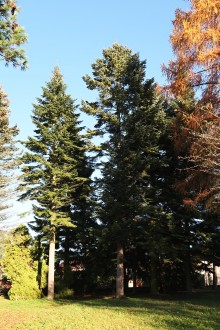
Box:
0, 0, 219, 300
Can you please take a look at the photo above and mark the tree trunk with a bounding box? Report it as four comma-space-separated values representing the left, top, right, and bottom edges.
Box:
132, 268, 137, 294
150, 252, 159, 295
213, 263, 217, 290
63, 228, 71, 286
47, 226, 56, 299
116, 242, 124, 298
184, 251, 192, 292
37, 236, 43, 289
184, 220, 192, 292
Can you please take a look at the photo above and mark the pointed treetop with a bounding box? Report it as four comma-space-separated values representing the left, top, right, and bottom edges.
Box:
53, 65, 62, 77
52, 66, 63, 83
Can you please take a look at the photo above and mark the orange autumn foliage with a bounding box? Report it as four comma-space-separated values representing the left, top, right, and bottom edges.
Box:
163, 0, 220, 106
164, 0, 220, 209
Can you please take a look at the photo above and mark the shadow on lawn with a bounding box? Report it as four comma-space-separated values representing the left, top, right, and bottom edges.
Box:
54, 289, 220, 330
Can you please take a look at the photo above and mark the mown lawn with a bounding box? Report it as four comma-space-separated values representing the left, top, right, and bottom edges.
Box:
0, 290, 219, 329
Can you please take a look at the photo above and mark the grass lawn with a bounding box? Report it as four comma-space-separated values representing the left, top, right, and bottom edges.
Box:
0, 290, 219, 329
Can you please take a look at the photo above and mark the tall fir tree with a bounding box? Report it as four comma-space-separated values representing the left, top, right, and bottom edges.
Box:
19, 67, 93, 299
82, 43, 167, 297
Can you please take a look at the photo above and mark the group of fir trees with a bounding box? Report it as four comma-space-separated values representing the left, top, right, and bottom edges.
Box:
16, 46, 168, 298
1, 0, 220, 301
17, 41, 219, 300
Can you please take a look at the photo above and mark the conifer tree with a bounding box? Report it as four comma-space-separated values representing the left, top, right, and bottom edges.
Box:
19, 67, 92, 299
0, 0, 28, 69
1, 224, 41, 300
82, 43, 167, 297
0, 86, 19, 223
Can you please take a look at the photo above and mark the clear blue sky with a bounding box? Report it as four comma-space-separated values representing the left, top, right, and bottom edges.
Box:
1, 0, 189, 227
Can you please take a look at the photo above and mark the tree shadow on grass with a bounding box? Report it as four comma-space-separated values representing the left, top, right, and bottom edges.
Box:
53, 290, 220, 330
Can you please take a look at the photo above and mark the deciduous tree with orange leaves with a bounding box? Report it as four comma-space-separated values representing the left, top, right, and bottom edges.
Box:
164, 0, 220, 210
164, 0, 219, 106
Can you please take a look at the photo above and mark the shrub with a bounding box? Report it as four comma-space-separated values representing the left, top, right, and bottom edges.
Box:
1, 225, 41, 300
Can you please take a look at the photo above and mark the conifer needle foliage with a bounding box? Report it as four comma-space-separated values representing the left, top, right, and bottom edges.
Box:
0, 0, 28, 69
19, 67, 92, 299
0, 86, 19, 222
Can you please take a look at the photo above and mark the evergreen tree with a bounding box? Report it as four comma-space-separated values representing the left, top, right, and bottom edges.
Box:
1, 224, 41, 300
0, 0, 28, 69
155, 101, 202, 292
0, 86, 19, 223
19, 67, 92, 299
82, 43, 167, 297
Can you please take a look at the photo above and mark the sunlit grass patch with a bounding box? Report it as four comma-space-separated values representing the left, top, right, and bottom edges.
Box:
0, 290, 219, 330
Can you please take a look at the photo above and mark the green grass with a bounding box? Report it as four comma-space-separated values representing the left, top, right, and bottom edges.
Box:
0, 290, 219, 329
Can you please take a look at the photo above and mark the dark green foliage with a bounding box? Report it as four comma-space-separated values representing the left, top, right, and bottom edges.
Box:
19, 67, 93, 298
82, 43, 168, 295
20, 66, 91, 229
83, 43, 166, 233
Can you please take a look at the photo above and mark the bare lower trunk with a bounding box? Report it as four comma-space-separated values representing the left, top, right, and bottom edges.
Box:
47, 226, 56, 299
64, 228, 71, 286
37, 236, 43, 289
213, 264, 217, 290
116, 242, 124, 298
150, 253, 159, 295
184, 252, 192, 292
132, 269, 137, 294
184, 220, 192, 292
